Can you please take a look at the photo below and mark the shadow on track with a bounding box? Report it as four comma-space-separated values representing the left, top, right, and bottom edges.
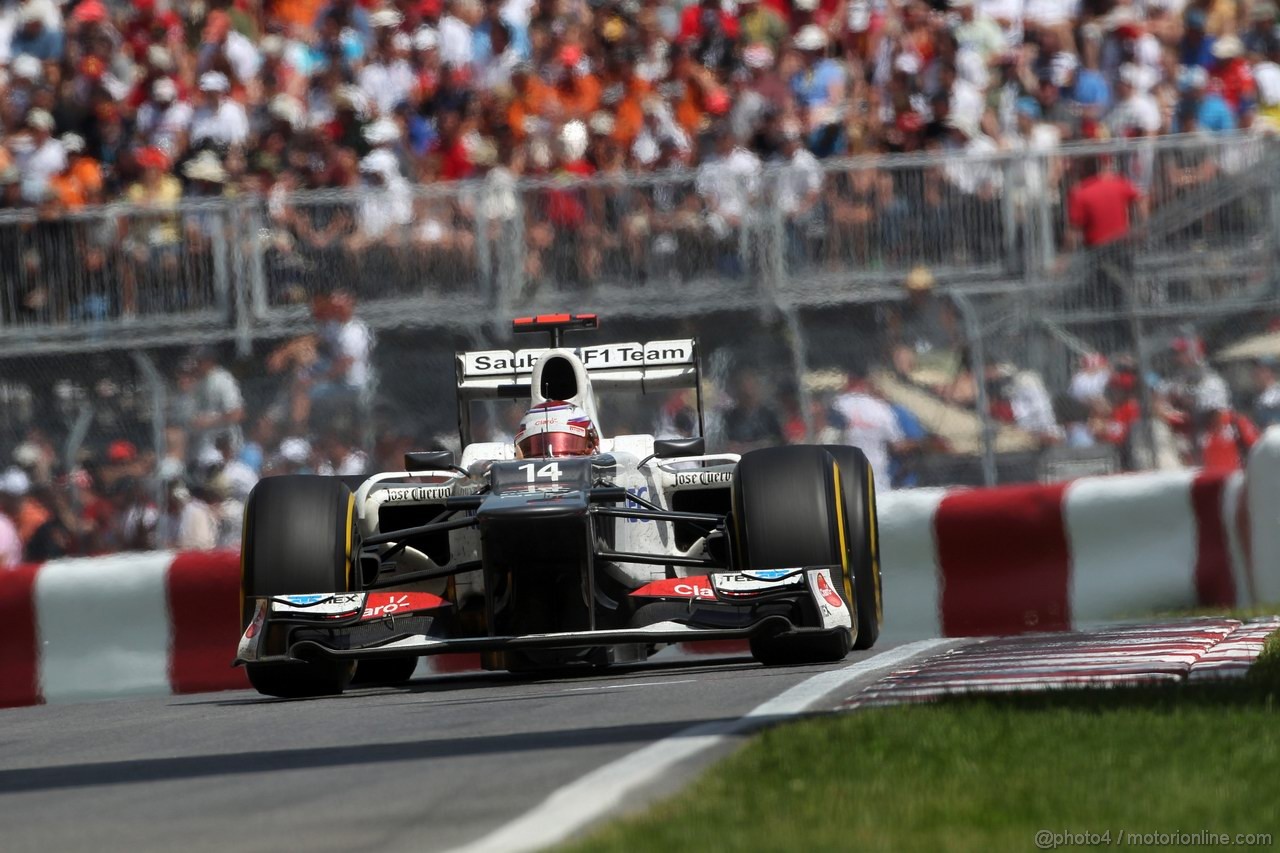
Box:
0, 717, 742, 795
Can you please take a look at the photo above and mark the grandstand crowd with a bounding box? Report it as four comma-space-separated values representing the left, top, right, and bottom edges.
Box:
0, 0, 1277, 206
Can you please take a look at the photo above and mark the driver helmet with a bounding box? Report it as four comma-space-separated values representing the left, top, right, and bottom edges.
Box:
515, 400, 599, 458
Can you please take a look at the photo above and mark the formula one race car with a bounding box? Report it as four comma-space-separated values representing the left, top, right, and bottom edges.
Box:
236, 314, 882, 698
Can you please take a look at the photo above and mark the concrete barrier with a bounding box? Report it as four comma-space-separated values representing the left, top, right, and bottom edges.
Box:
0, 455, 1273, 708
878, 468, 1251, 643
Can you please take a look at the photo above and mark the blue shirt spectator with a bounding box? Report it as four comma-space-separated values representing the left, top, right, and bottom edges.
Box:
1073, 69, 1112, 113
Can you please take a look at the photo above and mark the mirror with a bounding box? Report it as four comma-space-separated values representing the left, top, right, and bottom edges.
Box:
404, 450, 455, 471
653, 437, 704, 458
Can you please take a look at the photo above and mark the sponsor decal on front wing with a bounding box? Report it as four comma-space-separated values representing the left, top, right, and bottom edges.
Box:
710, 570, 805, 596
807, 568, 852, 630
360, 592, 450, 620
271, 592, 365, 618
630, 577, 717, 600
237, 600, 269, 662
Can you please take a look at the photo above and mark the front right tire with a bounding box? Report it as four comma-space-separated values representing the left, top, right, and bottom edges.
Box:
733, 445, 861, 666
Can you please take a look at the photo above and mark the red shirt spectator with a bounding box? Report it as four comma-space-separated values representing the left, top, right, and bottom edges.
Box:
1068, 171, 1140, 247
1200, 410, 1260, 471
679, 0, 740, 43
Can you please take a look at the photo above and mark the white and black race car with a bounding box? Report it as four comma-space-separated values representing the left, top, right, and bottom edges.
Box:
236, 314, 882, 698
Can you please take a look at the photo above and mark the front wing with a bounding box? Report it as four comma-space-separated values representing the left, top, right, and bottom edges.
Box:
235, 567, 852, 665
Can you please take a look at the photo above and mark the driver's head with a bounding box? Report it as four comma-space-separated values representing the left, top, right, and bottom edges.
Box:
515, 401, 599, 458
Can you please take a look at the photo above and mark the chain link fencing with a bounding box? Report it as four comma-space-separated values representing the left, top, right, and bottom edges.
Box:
1, 132, 1278, 559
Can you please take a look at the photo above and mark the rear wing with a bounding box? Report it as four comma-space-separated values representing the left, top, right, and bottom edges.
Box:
454, 339, 704, 443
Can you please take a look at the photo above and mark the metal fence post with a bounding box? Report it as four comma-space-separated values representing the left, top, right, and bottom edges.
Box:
952, 291, 997, 487
130, 351, 169, 512
230, 200, 252, 358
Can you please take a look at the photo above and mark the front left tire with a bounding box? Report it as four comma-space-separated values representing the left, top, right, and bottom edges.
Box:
241, 475, 359, 698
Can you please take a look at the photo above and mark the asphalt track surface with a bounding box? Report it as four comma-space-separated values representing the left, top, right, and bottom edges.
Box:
0, 640, 946, 853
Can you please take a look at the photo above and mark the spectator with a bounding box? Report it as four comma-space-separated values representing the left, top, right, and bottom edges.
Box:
48, 133, 103, 208
190, 71, 249, 148
1070, 353, 1112, 404
722, 372, 784, 451
774, 119, 823, 266
157, 475, 219, 551
884, 266, 961, 382
1066, 155, 1143, 251
9, 2, 63, 62
0, 468, 26, 568
135, 77, 193, 157
790, 25, 846, 157
14, 109, 66, 198
190, 346, 246, 459
831, 372, 905, 490
1253, 357, 1280, 429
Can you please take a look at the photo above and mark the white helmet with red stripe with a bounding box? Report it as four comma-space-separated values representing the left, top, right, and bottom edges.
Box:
515, 400, 600, 458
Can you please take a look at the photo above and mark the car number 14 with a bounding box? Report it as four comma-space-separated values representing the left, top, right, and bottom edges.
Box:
519, 461, 562, 483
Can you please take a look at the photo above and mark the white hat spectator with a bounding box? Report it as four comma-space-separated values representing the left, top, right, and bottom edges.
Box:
794, 0, 819, 9
12, 443, 40, 469
27, 109, 54, 131
12, 55, 42, 82
261, 35, 286, 58
793, 25, 828, 51
560, 120, 589, 161
742, 43, 774, 69
414, 26, 439, 51
182, 151, 229, 183
370, 8, 404, 28
0, 467, 30, 497
948, 0, 975, 8
362, 118, 401, 146
196, 444, 223, 469
359, 148, 400, 177
268, 94, 306, 128
152, 77, 178, 103
278, 437, 312, 464
157, 456, 186, 483
895, 52, 922, 76
1211, 35, 1244, 60
199, 71, 230, 94
17, 3, 43, 24
147, 45, 174, 71
589, 111, 616, 135
392, 32, 413, 52
60, 133, 85, 154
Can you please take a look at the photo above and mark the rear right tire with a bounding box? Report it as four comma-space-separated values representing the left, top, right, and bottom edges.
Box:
241, 475, 359, 699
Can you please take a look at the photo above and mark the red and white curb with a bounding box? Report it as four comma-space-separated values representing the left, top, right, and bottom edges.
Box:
844, 618, 1280, 707
1189, 617, 1280, 682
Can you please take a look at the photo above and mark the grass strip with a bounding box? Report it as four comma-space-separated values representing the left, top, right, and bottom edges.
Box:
566, 622, 1280, 853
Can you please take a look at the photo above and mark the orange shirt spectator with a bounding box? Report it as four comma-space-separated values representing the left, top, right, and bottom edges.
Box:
270, 0, 320, 22
16, 497, 50, 544
552, 51, 601, 120
508, 68, 555, 141
49, 136, 103, 209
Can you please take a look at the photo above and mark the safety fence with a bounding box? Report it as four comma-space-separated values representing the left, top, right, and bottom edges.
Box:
1, 132, 1278, 497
